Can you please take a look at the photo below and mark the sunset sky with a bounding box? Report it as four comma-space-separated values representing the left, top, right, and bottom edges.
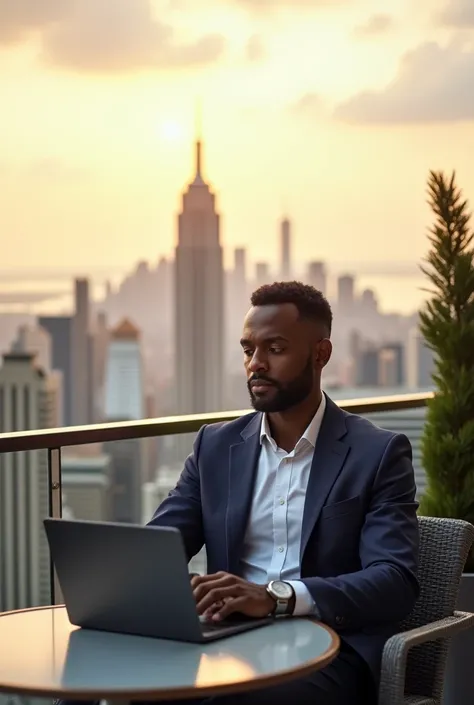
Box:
1, 0, 474, 310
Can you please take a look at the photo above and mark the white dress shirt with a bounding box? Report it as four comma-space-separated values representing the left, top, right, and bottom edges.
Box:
239, 393, 327, 616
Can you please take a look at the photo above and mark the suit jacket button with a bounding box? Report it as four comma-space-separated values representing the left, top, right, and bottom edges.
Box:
335, 615, 344, 625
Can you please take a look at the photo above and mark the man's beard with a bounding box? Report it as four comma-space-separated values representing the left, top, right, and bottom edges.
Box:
247, 355, 314, 413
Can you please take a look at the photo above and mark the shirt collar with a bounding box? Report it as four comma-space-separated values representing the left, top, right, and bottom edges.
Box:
259, 392, 327, 450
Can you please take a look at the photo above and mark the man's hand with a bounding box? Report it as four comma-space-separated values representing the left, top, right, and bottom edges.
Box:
191, 572, 275, 622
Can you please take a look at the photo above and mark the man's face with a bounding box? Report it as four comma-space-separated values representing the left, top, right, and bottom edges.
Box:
240, 303, 331, 413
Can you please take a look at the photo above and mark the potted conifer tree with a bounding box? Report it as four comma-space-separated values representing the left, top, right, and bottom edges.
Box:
418, 170, 474, 705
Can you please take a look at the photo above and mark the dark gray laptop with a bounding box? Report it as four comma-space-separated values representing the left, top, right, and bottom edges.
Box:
44, 518, 273, 642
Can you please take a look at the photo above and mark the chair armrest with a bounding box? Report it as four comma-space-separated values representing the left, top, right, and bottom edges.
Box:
379, 611, 474, 705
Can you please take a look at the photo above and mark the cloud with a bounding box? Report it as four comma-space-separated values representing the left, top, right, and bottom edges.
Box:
352, 14, 394, 39
335, 41, 474, 124
0, 0, 67, 44
245, 34, 265, 61
0, 0, 225, 72
438, 0, 474, 27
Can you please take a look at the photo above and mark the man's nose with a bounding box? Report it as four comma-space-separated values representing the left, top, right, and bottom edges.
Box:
248, 351, 268, 373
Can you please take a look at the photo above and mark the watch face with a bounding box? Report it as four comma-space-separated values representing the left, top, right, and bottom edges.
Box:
271, 581, 293, 600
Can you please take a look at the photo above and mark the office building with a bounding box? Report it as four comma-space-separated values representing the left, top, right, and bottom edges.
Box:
407, 327, 435, 389
280, 217, 291, 280
11, 324, 51, 372
360, 288, 378, 316
337, 274, 355, 314
0, 353, 55, 611
103, 318, 145, 523
90, 311, 110, 422
104, 318, 144, 421
255, 262, 270, 288
38, 316, 73, 425
379, 343, 404, 387
227, 247, 249, 371
307, 261, 327, 296
355, 346, 379, 386
71, 278, 91, 425
62, 452, 112, 522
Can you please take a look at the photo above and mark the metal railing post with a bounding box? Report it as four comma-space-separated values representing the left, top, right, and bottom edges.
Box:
48, 447, 63, 605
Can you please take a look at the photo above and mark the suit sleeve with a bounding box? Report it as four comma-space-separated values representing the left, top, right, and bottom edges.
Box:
147, 426, 205, 562
301, 433, 420, 630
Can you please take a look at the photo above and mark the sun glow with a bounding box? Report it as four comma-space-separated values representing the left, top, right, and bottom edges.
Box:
159, 119, 185, 143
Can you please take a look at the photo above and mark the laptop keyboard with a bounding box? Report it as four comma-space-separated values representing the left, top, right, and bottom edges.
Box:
200, 616, 248, 632
202, 620, 228, 632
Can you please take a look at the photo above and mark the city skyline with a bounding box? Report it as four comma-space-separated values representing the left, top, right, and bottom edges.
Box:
0, 250, 431, 317
1, 0, 473, 316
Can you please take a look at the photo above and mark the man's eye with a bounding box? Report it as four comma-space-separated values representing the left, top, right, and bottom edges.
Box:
243, 349, 253, 357
270, 347, 283, 354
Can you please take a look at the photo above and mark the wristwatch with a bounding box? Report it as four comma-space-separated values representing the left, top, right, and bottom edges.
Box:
266, 580, 295, 616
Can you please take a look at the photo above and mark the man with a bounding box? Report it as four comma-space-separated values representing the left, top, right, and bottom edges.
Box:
60, 281, 419, 705
147, 281, 419, 704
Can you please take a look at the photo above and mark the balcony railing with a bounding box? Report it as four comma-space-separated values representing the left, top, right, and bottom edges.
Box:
0, 390, 433, 605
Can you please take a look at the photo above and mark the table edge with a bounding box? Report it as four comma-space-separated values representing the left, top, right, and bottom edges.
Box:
0, 606, 340, 701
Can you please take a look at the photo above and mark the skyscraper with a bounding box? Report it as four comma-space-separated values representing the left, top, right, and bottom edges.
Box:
337, 274, 355, 314
280, 217, 291, 280
72, 278, 91, 425
0, 353, 55, 611
227, 247, 248, 368
38, 315, 73, 425
407, 327, 435, 389
307, 261, 327, 296
174, 135, 224, 414
11, 324, 52, 372
104, 318, 144, 421
104, 319, 145, 525
256, 262, 270, 288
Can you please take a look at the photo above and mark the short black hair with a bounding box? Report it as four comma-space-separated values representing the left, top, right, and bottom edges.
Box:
250, 281, 332, 336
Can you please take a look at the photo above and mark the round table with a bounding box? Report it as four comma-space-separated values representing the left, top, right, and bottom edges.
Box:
0, 605, 339, 701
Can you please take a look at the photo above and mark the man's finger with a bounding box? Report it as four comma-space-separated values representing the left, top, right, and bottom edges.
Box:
191, 571, 227, 586
202, 600, 224, 620
203, 596, 235, 618
193, 574, 236, 602
213, 596, 247, 621
196, 584, 244, 614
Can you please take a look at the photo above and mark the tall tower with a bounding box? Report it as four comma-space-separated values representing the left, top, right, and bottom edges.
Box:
72, 278, 91, 425
0, 353, 55, 610
280, 217, 291, 280
174, 134, 224, 414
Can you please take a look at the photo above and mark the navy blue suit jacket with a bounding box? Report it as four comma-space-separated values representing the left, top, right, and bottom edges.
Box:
149, 395, 420, 682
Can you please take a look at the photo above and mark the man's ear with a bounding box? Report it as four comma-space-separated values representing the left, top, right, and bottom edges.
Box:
316, 339, 332, 368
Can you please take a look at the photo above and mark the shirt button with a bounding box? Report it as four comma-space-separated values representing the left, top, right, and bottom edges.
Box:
279, 498, 285, 505
278, 546, 284, 553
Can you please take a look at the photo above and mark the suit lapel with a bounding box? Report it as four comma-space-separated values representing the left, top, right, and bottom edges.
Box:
225, 414, 261, 574
300, 397, 350, 560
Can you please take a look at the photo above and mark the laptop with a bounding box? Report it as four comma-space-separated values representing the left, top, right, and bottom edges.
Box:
44, 518, 273, 642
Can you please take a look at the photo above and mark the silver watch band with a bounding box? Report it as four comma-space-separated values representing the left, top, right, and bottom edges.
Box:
273, 596, 290, 616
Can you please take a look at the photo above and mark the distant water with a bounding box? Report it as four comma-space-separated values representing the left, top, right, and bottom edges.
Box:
0, 268, 427, 316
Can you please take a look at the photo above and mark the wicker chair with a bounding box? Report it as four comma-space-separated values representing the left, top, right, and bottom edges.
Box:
378, 516, 474, 705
